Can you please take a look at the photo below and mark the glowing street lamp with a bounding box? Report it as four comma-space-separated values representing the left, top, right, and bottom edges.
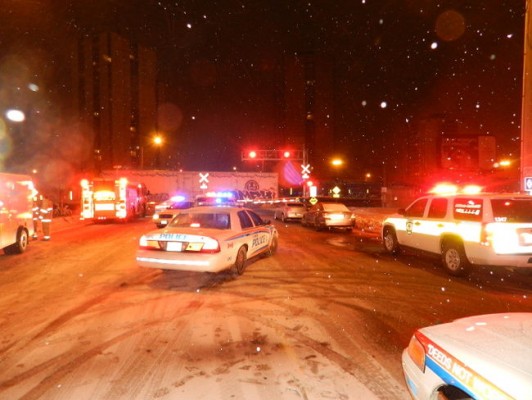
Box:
153, 135, 163, 146
331, 158, 344, 167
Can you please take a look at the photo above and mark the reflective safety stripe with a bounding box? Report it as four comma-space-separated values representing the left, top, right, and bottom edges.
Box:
416, 331, 515, 400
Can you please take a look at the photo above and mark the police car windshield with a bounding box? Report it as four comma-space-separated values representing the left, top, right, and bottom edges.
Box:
169, 212, 230, 229
490, 198, 532, 223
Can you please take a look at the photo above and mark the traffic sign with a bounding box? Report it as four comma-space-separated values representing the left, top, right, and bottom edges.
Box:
301, 164, 311, 179
199, 172, 209, 189
525, 177, 532, 191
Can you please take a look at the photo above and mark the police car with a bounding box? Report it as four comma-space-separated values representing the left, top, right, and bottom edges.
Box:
152, 199, 194, 228
402, 313, 532, 400
137, 206, 278, 275
382, 187, 532, 276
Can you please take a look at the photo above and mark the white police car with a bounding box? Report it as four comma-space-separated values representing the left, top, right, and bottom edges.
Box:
152, 199, 194, 228
402, 313, 532, 400
382, 187, 532, 276
137, 206, 278, 275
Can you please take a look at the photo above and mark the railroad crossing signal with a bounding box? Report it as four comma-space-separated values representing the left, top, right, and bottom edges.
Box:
301, 164, 311, 179
199, 172, 209, 189
241, 149, 306, 161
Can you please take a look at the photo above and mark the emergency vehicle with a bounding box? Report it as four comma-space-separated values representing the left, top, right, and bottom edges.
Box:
0, 173, 36, 254
402, 313, 532, 400
382, 185, 532, 276
80, 177, 147, 221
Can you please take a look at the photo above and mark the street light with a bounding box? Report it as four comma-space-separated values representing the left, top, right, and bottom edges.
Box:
331, 158, 344, 167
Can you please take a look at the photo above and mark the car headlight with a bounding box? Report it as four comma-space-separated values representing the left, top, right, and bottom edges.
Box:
139, 235, 148, 247
407, 333, 426, 372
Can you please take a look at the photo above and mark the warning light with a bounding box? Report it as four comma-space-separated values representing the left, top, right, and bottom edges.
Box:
249, 151, 257, 159
429, 183, 458, 194
283, 151, 291, 158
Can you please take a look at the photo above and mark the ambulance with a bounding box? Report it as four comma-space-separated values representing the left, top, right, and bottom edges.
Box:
0, 172, 36, 254
80, 177, 147, 221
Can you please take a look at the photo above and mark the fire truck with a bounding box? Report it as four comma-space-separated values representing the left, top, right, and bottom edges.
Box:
80, 177, 147, 222
0, 172, 36, 254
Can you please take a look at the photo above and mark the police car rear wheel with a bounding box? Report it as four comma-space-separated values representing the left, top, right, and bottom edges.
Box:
267, 235, 278, 256
441, 240, 470, 276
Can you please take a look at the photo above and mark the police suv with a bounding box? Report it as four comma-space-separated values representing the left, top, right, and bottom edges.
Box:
382, 189, 532, 276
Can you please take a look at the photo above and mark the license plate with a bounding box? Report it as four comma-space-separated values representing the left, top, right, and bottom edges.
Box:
166, 242, 183, 251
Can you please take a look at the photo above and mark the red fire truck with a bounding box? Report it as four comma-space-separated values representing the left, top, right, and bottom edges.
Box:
80, 177, 147, 221
0, 172, 36, 254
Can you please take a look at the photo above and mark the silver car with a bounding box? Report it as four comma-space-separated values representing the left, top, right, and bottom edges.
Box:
301, 202, 355, 231
274, 201, 306, 222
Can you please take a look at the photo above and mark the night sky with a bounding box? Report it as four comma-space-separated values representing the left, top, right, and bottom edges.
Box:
0, 1, 527, 180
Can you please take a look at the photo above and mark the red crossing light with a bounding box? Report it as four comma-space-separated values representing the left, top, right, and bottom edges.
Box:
248, 150, 257, 159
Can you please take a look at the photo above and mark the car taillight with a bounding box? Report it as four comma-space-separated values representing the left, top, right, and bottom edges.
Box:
407, 333, 426, 372
199, 237, 220, 252
139, 236, 160, 249
183, 238, 221, 253
480, 223, 494, 247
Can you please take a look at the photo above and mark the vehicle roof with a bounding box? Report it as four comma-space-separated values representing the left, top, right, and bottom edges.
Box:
420, 313, 532, 397
179, 206, 250, 213
319, 202, 350, 210
421, 192, 531, 199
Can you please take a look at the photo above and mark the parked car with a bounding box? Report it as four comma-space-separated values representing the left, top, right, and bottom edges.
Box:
301, 202, 355, 231
382, 191, 532, 276
137, 206, 278, 275
402, 313, 532, 400
274, 201, 305, 222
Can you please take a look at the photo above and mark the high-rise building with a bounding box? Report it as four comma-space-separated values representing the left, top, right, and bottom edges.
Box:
72, 32, 157, 173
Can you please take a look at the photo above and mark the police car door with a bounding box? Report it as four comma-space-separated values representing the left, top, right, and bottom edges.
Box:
396, 197, 429, 249
417, 197, 449, 254
246, 210, 272, 256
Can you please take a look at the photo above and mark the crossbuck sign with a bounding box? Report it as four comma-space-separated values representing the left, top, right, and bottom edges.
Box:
301, 164, 311, 180
199, 172, 209, 190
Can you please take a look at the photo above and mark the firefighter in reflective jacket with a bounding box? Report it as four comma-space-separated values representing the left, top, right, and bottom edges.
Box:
40, 196, 53, 241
